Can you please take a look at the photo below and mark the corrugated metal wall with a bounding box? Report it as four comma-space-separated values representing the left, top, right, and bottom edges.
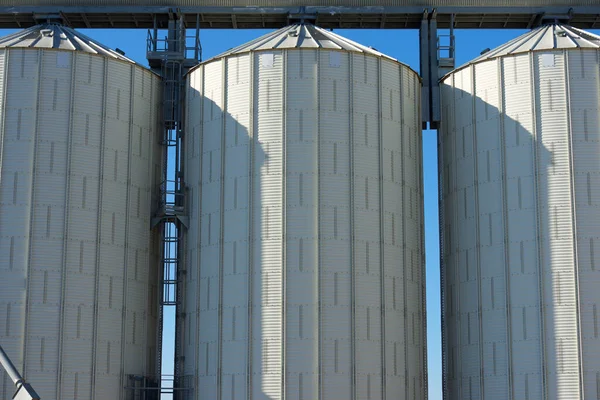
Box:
184, 49, 426, 400
0, 49, 162, 400
440, 49, 600, 399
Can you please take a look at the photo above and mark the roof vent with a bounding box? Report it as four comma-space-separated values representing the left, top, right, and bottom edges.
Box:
40, 29, 53, 37
555, 28, 567, 37
115, 48, 125, 55
480, 47, 491, 55
288, 30, 298, 37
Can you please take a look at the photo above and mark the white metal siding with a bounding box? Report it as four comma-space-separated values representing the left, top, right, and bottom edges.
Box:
0, 49, 161, 400
441, 49, 600, 400
184, 49, 425, 400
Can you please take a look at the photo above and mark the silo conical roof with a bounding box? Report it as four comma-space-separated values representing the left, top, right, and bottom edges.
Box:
204, 23, 398, 62
449, 23, 600, 77
0, 23, 136, 63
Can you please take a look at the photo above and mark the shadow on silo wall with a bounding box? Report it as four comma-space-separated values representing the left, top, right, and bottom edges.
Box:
440, 49, 600, 399
181, 88, 271, 400
438, 68, 569, 399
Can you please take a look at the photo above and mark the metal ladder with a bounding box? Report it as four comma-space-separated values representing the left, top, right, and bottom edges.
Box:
147, 12, 200, 400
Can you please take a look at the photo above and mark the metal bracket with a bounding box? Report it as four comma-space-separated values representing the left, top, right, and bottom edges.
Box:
151, 214, 189, 230
288, 6, 317, 24
531, 7, 573, 28
0, 345, 40, 400
33, 12, 68, 25
13, 383, 41, 400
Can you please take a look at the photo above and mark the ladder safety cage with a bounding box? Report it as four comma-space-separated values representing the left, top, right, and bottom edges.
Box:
124, 374, 194, 400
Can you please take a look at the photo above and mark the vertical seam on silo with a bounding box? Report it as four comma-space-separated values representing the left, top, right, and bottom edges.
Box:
143, 72, 149, 376
0, 50, 6, 205
471, 65, 485, 399
144, 71, 155, 378
439, 74, 448, 400
118, 64, 135, 400
22, 48, 43, 380
349, 52, 357, 400
91, 56, 108, 400
56, 51, 77, 400
417, 73, 427, 400
316, 48, 322, 400
564, 51, 584, 397
530, 50, 548, 399
194, 65, 205, 397
217, 58, 227, 400
247, 53, 255, 400
452, 72, 462, 400
377, 57, 387, 400
498, 58, 514, 399
156, 75, 162, 373
184, 70, 192, 366
281, 50, 288, 400
0, 50, 7, 334
400, 67, 409, 400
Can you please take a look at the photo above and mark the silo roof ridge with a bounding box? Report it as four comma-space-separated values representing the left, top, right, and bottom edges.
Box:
445, 23, 600, 80
199, 23, 399, 63
0, 23, 138, 64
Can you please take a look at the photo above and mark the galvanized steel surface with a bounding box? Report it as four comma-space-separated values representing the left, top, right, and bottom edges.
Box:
184, 30, 426, 399
198, 24, 400, 65
450, 24, 600, 76
0, 24, 137, 63
0, 0, 598, 7
3, 10, 600, 30
0, 45, 162, 399
440, 27, 600, 399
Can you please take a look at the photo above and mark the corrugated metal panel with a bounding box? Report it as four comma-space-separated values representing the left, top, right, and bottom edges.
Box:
2, 0, 599, 7
0, 45, 161, 399
185, 29, 425, 399
0, 23, 140, 64
448, 24, 600, 78
200, 24, 399, 66
441, 29, 600, 398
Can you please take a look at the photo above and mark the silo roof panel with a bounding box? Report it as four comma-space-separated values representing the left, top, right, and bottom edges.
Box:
447, 24, 600, 78
202, 23, 397, 62
0, 23, 137, 63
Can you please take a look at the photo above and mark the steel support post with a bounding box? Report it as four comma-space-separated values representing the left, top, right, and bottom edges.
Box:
419, 9, 455, 129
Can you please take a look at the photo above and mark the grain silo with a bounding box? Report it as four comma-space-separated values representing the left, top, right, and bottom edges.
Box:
0, 24, 162, 399
183, 23, 426, 399
440, 24, 600, 400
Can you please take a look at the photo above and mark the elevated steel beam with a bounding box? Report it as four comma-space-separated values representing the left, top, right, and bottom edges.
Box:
0, 6, 599, 29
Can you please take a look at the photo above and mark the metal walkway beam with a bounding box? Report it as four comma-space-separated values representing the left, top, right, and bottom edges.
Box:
1, 5, 600, 29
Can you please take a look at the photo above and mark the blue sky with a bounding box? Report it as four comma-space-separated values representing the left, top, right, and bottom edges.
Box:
4, 23, 597, 399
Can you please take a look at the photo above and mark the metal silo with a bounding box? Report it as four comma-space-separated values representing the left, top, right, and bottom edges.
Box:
0, 24, 162, 399
440, 24, 600, 400
183, 23, 426, 399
